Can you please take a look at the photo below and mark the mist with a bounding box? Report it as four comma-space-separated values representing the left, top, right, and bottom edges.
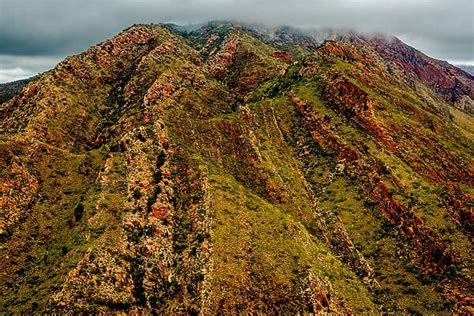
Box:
0, 0, 473, 82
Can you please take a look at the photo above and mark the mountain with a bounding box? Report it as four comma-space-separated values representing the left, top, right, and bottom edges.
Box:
1, 22, 473, 314
457, 65, 474, 76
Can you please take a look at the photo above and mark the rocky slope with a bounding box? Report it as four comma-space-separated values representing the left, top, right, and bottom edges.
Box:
1, 22, 473, 314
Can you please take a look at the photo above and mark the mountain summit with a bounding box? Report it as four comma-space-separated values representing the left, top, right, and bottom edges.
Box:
1, 22, 473, 314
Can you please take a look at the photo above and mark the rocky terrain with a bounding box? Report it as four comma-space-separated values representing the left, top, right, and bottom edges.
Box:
1, 22, 473, 314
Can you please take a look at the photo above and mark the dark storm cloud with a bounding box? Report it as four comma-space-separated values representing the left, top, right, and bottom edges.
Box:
0, 0, 473, 82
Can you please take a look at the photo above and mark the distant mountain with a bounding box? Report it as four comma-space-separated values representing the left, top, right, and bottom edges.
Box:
0, 77, 32, 104
1, 21, 473, 314
456, 64, 474, 75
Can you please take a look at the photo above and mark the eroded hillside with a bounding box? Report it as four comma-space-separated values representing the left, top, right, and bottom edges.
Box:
1, 22, 473, 314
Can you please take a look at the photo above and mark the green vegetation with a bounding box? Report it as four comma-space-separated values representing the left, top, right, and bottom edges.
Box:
208, 166, 375, 312
1, 22, 472, 314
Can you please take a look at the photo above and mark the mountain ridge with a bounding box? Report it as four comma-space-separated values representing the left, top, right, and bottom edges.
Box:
1, 21, 473, 314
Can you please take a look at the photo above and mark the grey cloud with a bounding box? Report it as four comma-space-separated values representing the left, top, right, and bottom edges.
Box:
0, 0, 473, 82
0, 55, 59, 82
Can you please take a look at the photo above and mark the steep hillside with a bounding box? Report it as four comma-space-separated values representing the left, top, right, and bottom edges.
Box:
1, 22, 473, 314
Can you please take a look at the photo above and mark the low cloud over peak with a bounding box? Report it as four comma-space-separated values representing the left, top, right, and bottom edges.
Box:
0, 0, 472, 82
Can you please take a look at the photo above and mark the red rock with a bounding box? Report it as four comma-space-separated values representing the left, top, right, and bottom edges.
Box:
271, 51, 292, 63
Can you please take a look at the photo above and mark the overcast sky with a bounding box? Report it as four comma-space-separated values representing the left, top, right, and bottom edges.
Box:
0, 0, 473, 83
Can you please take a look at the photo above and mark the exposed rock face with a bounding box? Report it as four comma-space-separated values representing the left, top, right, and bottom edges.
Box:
1, 22, 473, 314
363, 35, 474, 114
271, 51, 293, 64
